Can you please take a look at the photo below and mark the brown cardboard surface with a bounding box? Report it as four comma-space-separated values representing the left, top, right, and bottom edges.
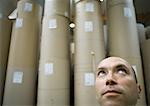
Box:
145, 26, 150, 39
107, 0, 133, 7
37, 15, 70, 105
107, 0, 141, 58
38, 59, 70, 89
141, 39, 150, 105
74, 0, 105, 106
74, 71, 99, 106
37, 89, 70, 106
3, 68, 37, 105
40, 16, 70, 60
0, 18, 12, 105
137, 23, 146, 45
17, 0, 41, 19
44, 0, 70, 18
74, 0, 105, 67
2, 0, 42, 105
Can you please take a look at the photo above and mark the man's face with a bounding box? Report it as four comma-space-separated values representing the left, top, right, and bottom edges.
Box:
95, 57, 140, 106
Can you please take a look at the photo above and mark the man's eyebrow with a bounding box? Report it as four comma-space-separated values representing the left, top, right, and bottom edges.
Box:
97, 67, 106, 70
96, 67, 106, 72
116, 64, 128, 69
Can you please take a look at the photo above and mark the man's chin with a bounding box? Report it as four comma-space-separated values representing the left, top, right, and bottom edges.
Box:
99, 96, 126, 106
100, 100, 126, 106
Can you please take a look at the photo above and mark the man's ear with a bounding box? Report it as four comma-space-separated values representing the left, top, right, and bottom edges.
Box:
137, 84, 141, 99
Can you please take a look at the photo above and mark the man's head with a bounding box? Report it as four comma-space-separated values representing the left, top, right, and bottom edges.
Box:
95, 57, 141, 106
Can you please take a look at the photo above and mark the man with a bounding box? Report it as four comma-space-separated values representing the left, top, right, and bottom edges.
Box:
95, 57, 141, 106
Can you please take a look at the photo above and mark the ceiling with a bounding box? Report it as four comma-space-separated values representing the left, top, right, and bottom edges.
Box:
134, 0, 150, 26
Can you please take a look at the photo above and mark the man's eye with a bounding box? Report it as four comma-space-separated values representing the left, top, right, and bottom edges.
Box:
97, 70, 106, 77
117, 68, 127, 75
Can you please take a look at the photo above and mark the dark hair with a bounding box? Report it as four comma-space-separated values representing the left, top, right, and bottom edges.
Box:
131, 67, 138, 83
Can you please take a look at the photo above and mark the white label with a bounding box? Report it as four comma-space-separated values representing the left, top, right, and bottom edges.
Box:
84, 73, 95, 86
13, 72, 23, 84
84, 21, 93, 32
24, 3, 33, 12
124, 7, 132, 18
71, 42, 75, 54
64, 12, 69, 17
16, 18, 23, 28
0, 13, 2, 18
45, 63, 54, 75
85, 3, 94, 12
48, 19, 57, 29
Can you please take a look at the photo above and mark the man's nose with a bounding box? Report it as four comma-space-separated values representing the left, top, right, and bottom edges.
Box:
106, 73, 117, 85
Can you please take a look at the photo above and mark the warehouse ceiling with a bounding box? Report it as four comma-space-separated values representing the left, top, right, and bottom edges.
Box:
134, 0, 150, 26
134, 0, 150, 14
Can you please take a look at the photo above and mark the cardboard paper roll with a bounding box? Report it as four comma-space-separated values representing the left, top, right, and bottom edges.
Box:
145, 26, 150, 39
3, 68, 37, 105
37, 14, 70, 106
107, 0, 132, 7
38, 59, 70, 90
141, 39, 150, 105
3, 0, 42, 105
17, 0, 42, 19
0, 18, 12, 105
44, 0, 70, 18
75, 39, 105, 67
107, 0, 141, 58
103, 25, 108, 52
74, 0, 105, 106
0, 0, 16, 104
74, 0, 105, 67
37, 89, 69, 106
75, 71, 99, 106
137, 23, 146, 45
40, 15, 70, 60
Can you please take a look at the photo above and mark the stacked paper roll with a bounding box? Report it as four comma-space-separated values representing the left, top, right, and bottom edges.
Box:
141, 39, 150, 105
37, 0, 70, 106
107, 0, 146, 105
137, 23, 146, 45
0, 17, 12, 105
0, 0, 16, 104
74, 0, 105, 106
145, 26, 150, 39
3, 0, 42, 105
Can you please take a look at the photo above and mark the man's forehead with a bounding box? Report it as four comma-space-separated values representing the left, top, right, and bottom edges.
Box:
97, 57, 130, 69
